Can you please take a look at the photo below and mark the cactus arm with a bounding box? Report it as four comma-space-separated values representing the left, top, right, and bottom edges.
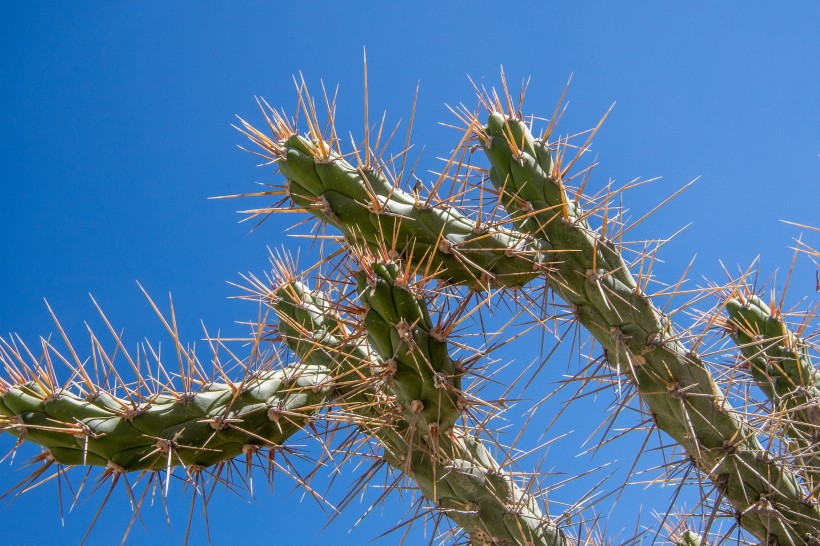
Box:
242, 124, 550, 290
274, 275, 568, 545
0, 285, 567, 545
478, 114, 820, 544
0, 359, 332, 471
355, 260, 462, 440
726, 294, 820, 492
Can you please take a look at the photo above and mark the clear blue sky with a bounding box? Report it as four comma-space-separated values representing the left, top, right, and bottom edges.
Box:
1, 3, 818, 544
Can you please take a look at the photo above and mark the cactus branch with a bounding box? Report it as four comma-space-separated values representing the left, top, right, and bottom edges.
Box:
0, 333, 332, 473
725, 292, 820, 494
237, 103, 550, 291
475, 110, 820, 543
236, 83, 820, 543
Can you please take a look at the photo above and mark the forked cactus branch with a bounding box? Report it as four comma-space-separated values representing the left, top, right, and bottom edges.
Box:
275, 268, 568, 545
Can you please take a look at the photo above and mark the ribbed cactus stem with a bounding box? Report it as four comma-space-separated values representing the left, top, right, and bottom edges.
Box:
479, 113, 820, 544
274, 276, 568, 545
726, 294, 820, 493
1, 277, 569, 545
253, 129, 550, 290
407, 432, 567, 546
0, 360, 331, 471
356, 260, 462, 439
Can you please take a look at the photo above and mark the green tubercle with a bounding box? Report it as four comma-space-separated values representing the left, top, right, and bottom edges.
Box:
273, 273, 567, 546
675, 530, 702, 546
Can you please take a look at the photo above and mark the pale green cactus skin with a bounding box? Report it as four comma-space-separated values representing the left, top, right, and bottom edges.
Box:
356, 261, 462, 438
726, 294, 820, 491
675, 530, 702, 546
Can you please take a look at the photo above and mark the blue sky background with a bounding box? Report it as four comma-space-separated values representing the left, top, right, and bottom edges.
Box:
1, 3, 818, 544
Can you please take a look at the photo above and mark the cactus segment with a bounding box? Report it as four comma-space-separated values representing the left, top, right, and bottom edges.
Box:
0, 365, 331, 471
271, 278, 399, 442
273, 279, 374, 374
480, 114, 820, 544
276, 134, 549, 290
404, 433, 567, 546
726, 294, 820, 491
356, 260, 462, 438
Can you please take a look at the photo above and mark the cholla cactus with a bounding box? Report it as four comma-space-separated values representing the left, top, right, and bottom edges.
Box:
1, 71, 819, 545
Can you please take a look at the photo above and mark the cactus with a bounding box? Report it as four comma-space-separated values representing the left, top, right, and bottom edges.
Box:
0, 361, 331, 471
2, 74, 820, 545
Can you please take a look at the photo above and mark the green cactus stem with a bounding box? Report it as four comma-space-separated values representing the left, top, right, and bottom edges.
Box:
725, 293, 820, 492
0, 278, 566, 545
355, 259, 462, 440
239, 120, 550, 291
478, 112, 820, 544
240, 96, 820, 543
0, 359, 331, 472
